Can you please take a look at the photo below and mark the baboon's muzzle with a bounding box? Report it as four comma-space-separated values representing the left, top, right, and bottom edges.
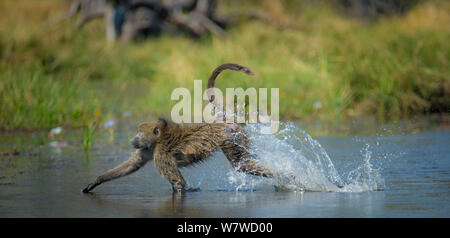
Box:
130, 136, 141, 149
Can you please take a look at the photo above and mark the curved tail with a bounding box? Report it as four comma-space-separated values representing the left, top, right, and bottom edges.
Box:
207, 63, 254, 102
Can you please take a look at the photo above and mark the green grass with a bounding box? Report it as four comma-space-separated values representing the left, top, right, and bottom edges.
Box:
82, 121, 96, 151
0, 69, 100, 130
0, 0, 448, 131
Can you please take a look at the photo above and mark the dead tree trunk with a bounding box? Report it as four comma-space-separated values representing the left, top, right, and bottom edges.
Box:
45, 0, 278, 43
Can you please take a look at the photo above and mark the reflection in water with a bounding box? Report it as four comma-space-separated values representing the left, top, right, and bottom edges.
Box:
0, 122, 448, 217
77, 189, 390, 218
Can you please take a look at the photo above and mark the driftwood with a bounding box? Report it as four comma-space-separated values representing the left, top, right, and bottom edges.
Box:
43, 0, 107, 29
45, 0, 292, 43
46, 0, 232, 43
46, 0, 418, 42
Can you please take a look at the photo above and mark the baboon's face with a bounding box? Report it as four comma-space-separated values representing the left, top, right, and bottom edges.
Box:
130, 122, 162, 149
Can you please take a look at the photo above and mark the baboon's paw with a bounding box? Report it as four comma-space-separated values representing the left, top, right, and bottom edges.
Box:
81, 183, 95, 193
81, 187, 90, 193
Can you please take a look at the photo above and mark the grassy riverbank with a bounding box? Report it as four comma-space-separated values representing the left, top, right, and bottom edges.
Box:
0, 0, 448, 131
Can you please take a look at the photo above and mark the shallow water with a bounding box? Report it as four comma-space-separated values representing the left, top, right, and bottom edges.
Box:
0, 121, 448, 217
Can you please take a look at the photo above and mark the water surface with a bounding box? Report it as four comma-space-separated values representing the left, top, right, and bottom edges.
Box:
0, 121, 448, 217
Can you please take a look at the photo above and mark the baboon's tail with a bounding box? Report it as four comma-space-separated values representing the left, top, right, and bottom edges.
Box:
207, 63, 254, 103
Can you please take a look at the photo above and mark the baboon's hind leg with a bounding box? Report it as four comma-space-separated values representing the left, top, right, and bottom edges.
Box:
220, 139, 274, 178
220, 124, 274, 178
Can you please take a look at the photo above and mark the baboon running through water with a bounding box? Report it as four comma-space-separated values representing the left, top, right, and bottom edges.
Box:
82, 63, 275, 193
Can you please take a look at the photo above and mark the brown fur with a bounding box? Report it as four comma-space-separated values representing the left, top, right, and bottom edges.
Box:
82, 63, 273, 193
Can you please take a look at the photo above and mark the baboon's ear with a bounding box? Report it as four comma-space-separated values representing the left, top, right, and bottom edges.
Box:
157, 118, 168, 129
154, 118, 167, 137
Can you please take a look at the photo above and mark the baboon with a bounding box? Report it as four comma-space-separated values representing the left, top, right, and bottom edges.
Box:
82, 63, 274, 193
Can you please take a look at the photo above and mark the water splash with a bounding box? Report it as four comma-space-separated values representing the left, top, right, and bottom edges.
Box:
341, 144, 385, 192
226, 122, 385, 192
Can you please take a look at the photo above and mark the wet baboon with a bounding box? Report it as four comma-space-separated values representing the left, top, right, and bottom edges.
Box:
82, 63, 274, 193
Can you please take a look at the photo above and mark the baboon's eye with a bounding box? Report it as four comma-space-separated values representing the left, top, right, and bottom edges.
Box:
153, 127, 159, 135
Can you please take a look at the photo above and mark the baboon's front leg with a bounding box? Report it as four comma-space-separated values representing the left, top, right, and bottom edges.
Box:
153, 152, 187, 191
82, 149, 153, 193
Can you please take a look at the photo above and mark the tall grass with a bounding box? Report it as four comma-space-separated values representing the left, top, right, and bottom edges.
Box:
0, 0, 448, 131
0, 70, 100, 130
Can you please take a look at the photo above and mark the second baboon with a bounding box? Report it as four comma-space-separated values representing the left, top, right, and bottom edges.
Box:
82, 63, 274, 193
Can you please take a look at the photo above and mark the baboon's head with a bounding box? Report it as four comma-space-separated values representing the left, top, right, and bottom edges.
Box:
130, 119, 167, 149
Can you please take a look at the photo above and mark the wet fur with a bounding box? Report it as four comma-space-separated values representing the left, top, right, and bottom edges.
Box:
82, 63, 273, 193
